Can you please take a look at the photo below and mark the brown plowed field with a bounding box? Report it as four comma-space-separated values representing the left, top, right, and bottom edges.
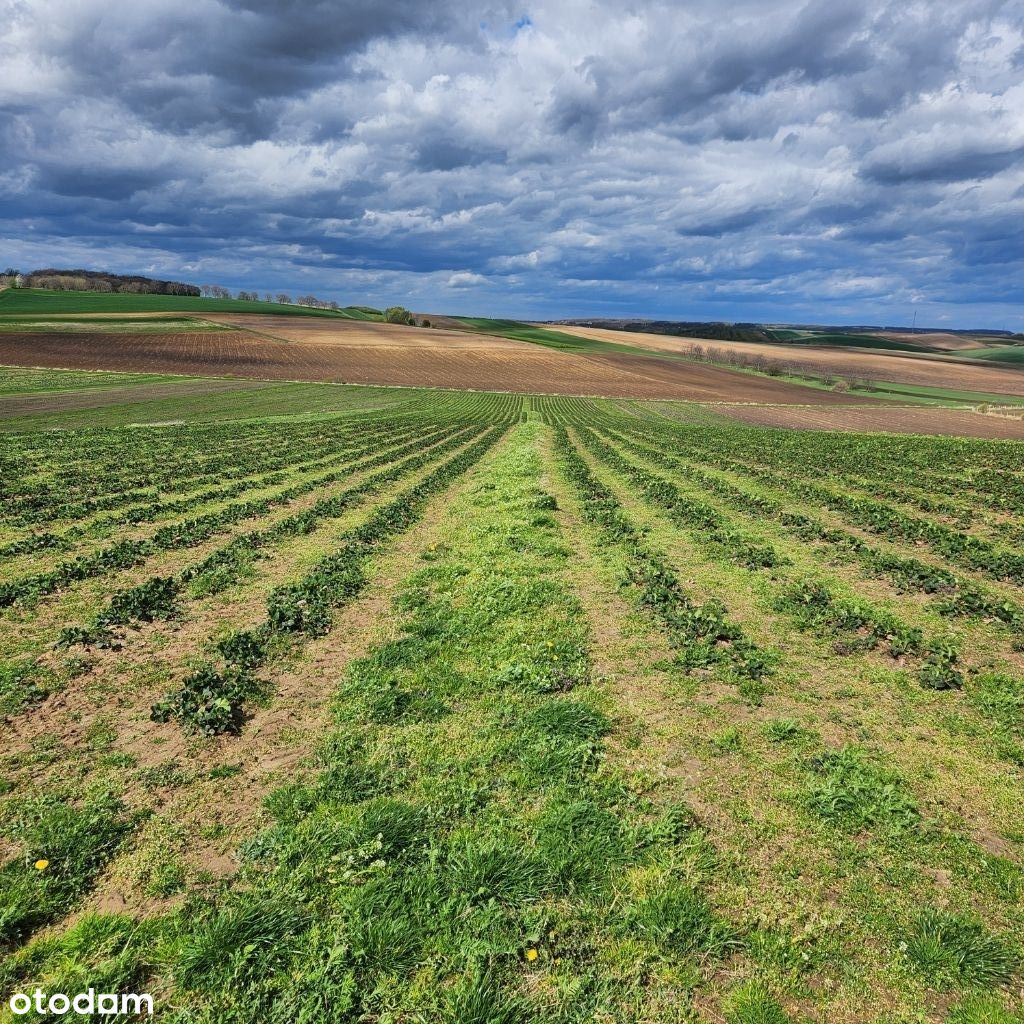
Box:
717, 403, 1024, 439
0, 327, 871, 403
208, 314, 527, 349
550, 325, 1024, 397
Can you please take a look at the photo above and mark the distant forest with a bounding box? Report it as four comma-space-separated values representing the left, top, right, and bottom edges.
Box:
19, 268, 200, 296
556, 319, 772, 343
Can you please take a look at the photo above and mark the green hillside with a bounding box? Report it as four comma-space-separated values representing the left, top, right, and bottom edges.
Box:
0, 289, 380, 319
963, 346, 1024, 364
768, 330, 927, 353
454, 316, 677, 359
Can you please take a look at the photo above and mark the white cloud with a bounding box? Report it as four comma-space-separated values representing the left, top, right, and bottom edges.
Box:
0, 0, 1022, 323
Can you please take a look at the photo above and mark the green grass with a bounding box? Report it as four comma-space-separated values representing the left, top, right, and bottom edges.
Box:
903, 909, 1019, 989
803, 746, 919, 833
964, 347, 1024, 364
0, 316, 234, 333
453, 316, 686, 360
779, 331, 929, 353
0, 289, 379, 319
0, 366, 184, 394
0, 794, 135, 943
854, 379, 1024, 405
1, 384, 1023, 1020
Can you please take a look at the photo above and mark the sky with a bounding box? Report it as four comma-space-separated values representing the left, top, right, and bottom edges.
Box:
2, 0, 1023, 328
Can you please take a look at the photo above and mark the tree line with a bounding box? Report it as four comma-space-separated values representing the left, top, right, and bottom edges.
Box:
13, 268, 200, 296
680, 341, 875, 391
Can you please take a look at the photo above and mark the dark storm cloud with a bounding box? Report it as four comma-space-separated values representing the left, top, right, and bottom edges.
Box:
2, 0, 1023, 325
861, 145, 1024, 184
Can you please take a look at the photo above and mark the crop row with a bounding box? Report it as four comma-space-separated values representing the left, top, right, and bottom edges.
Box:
629, 416, 1023, 517
0, 421, 420, 558
576, 428, 785, 571
608, 426, 1024, 632
2, 424, 758, 1019
0, 423, 459, 610
0, 414, 426, 525
151, 426, 506, 734
66, 424, 484, 644
578, 428, 963, 688
398, 389, 526, 423
553, 428, 774, 696
703, 448, 1024, 586
530, 395, 604, 426
1, 415, 343, 501
614, 419, 1024, 585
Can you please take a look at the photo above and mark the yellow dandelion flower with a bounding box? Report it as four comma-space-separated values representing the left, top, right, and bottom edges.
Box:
34, 859, 49, 872
525, 948, 539, 962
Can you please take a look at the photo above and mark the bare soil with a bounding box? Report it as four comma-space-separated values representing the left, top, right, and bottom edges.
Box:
716, 403, 1024, 439
551, 325, 1024, 397
0, 327, 873, 403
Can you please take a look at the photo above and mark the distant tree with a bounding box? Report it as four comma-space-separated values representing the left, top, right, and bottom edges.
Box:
200, 284, 212, 297
420, 318, 431, 328
264, 293, 273, 303
276, 293, 291, 304
25, 268, 197, 295
384, 306, 414, 325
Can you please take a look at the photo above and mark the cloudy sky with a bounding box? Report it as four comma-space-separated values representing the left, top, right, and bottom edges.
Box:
2, 0, 1023, 326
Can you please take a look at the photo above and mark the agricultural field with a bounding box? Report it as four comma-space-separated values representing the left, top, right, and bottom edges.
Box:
0, 366, 1022, 1023
693, 404, 1024, 441
552, 325, 1024, 400
0, 291, 906, 404
0, 317, 871, 403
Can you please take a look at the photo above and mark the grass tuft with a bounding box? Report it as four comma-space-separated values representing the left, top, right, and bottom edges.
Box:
723, 981, 792, 1024
903, 908, 1018, 989
804, 746, 918, 832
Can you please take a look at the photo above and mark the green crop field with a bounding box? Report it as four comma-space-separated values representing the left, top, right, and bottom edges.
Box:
0, 289, 380, 319
966, 348, 1024, 365
0, 367, 1022, 1023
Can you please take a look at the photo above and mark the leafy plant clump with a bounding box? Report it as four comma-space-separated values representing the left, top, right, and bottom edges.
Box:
151, 666, 257, 736
804, 746, 919, 832
919, 641, 965, 690
0, 660, 50, 716
903, 909, 1019, 989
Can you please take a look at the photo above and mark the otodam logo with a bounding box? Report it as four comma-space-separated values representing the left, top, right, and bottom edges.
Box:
8, 989, 154, 1016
